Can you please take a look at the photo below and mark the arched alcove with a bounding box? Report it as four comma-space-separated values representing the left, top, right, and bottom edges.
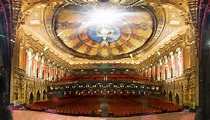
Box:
29, 92, 34, 104
36, 90, 41, 101
169, 91, 172, 102
176, 93, 180, 105
43, 90, 46, 100
163, 90, 166, 97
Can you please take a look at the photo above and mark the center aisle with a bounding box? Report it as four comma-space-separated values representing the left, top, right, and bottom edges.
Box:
101, 95, 108, 117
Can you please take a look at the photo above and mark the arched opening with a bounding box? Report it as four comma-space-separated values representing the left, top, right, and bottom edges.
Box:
169, 91, 172, 102
43, 90, 46, 100
36, 90, 40, 101
176, 93, 180, 105
29, 92, 33, 104
163, 90, 166, 97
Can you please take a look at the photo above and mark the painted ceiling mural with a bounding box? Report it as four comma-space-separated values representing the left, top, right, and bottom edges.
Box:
44, 2, 165, 60
54, 4, 154, 58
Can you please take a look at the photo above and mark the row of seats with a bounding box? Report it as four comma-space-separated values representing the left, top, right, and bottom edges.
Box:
52, 73, 156, 84
25, 95, 184, 117
107, 97, 161, 117
52, 97, 102, 116
125, 96, 184, 112
25, 96, 85, 111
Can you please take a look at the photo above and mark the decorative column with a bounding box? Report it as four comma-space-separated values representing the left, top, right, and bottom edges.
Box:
61, 69, 64, 78
143, 69, 145, 77
164, 56, 168, 80
148, 66, 152, 79
170, 52, 175, 78
31, 53, 36, 77
174, 52, 178, 77
43, 62, 47, 80
145, 68, 148, 78
65, 70, 69, 77
152, 64, 156, 81
27, 50, 32, 76
161, 58, 165, 81
184, 43, 191, 70
35, 53, 39, 78
19, 40, 25, 69
25, 50, 28, 74
40, 57, 44, 79
57, 67, 60, 79
53, 65, 57, 81
51, 65, 54, 80
157, 60, 161, 81
37, 57, 41, 79
46, 60, 50, 81
177, 48, 183, 76
49, 63, 52, 81
168, 56, 172, 79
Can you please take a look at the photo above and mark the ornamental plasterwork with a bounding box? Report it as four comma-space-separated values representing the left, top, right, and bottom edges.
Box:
44, 1, 165, 60
19, 0, 189, 64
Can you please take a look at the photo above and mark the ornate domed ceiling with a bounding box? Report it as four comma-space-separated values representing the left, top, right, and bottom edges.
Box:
44, 2, 165, 60
19, 0, 187, 66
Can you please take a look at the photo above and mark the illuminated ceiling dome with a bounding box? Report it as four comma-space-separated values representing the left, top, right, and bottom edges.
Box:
45, 2, 165, 60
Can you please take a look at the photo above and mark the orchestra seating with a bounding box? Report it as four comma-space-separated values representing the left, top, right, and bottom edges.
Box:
107, 96, 161, 116
124, 96, 184, 112
52, 96, 102, 116
25, 96, 85, 111
25, 95, 184, 117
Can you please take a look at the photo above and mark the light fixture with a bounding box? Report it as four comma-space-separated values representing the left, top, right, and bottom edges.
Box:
57, 32, 62, 36
130, 54, 133, 58
29, 19, 40, 25
43, 46, 48, 51
86, 7, 128, 25
157, 51, 160, 55
10, 39, 15, 43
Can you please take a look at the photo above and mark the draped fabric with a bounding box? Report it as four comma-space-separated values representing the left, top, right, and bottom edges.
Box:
0, 0, 12, 106
198, 0, 210, 119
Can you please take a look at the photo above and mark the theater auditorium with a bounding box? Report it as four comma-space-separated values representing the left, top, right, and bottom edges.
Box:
0, 0, 210, 120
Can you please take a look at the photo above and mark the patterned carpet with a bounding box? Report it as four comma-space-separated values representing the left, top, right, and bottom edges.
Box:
12, 110, 195, 120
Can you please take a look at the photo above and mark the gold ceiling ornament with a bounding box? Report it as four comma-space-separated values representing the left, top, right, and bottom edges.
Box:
44, 1, 165, 60
70, 57, 79, 61
130, 54, 139, 61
